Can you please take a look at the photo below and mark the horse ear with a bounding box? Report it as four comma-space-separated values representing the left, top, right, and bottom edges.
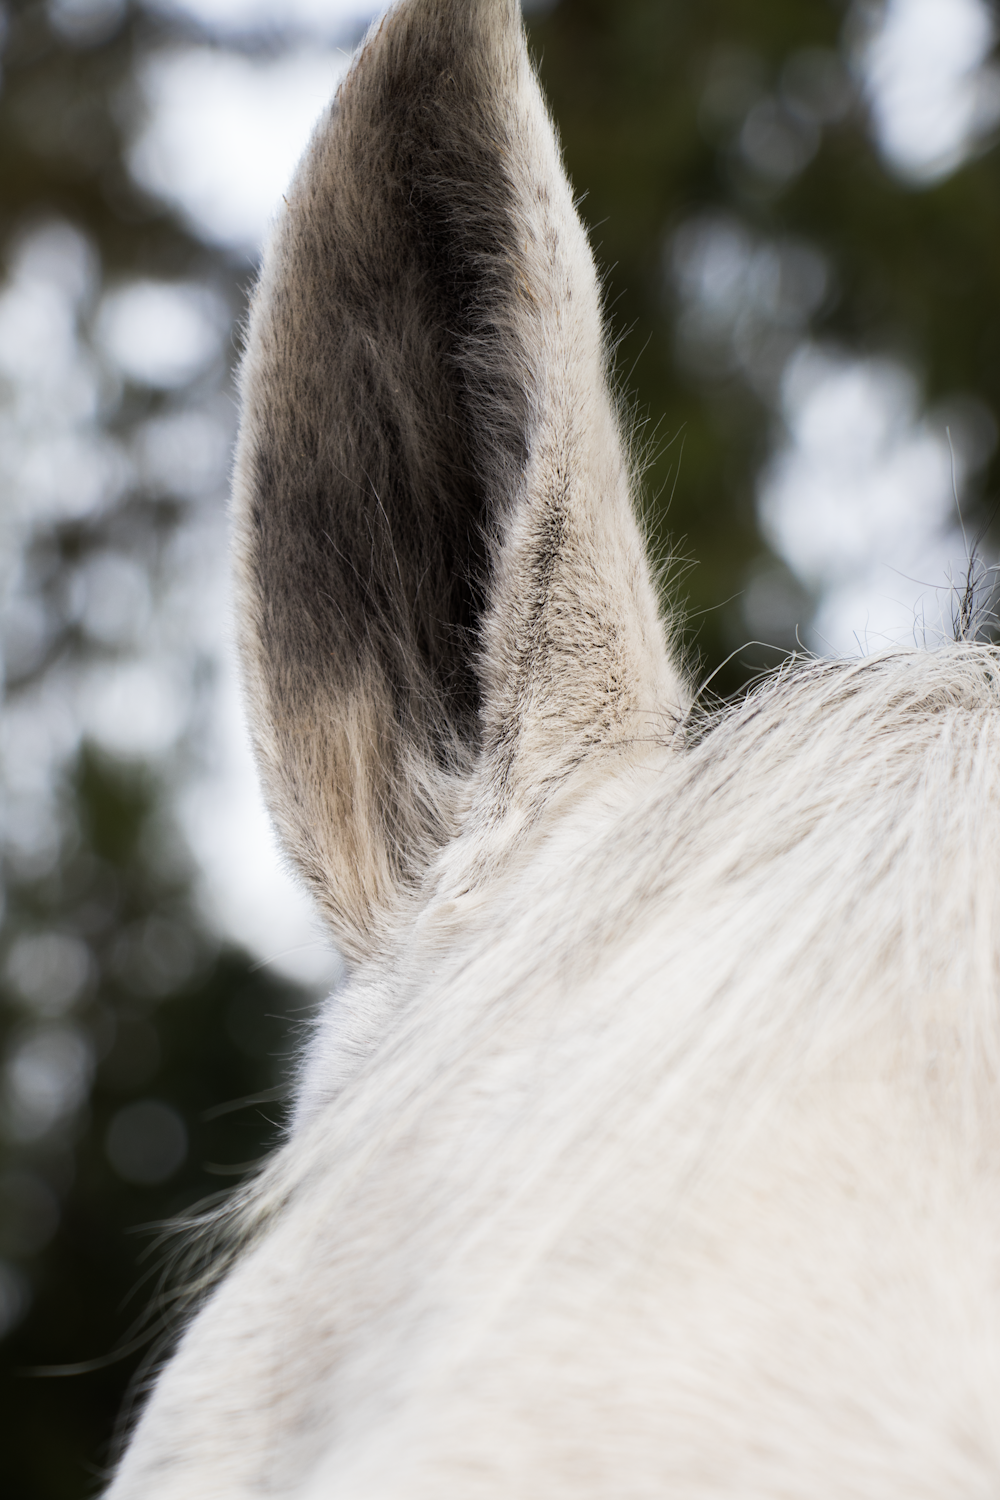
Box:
232, 0, 687, 964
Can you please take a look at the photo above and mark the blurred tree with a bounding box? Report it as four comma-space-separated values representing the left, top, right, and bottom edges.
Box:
528, 0, 1000, 687
0, 1, 998, 1496
1, 747, 304, 1497
0, 4, 310, 1496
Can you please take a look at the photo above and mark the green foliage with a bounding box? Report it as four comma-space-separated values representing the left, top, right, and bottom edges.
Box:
0, 5, 306, 1496
527, 0, 1000, 687
1, 745, 305, 1498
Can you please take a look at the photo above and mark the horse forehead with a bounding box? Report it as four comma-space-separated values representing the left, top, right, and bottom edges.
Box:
429, 661, 1000, 975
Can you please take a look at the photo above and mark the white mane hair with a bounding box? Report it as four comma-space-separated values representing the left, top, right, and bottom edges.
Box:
106, 1, 1000, 1495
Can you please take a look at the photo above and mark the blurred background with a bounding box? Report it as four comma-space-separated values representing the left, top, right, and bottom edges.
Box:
0, 0, 997, 1493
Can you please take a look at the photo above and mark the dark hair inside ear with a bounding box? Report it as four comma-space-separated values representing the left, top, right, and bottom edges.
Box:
284, 21, 534, 767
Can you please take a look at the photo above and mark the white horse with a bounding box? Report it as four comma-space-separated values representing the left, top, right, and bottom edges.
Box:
108, 1, 1000, 1494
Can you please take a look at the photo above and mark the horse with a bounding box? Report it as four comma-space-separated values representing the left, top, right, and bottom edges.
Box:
107, 1, 1000, 1493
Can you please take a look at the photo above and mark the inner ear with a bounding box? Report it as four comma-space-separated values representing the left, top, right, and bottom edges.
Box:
233, 1, 542, 957
332, 59, 536, 744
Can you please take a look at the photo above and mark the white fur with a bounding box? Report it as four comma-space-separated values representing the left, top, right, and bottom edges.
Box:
106, 1, 1000, 1494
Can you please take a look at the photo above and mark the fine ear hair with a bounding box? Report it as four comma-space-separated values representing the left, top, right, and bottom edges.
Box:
232, 0, 686, 964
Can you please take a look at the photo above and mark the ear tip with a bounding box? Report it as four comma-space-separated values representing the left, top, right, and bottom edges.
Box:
328, 0, 524, 126
371, 0, 525, 56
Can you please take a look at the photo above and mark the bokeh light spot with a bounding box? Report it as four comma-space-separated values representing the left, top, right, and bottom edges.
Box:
105, 1099, 188, 1185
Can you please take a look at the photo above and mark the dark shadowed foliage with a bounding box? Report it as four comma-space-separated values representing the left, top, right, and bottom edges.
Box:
0, 4, 310, 1494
